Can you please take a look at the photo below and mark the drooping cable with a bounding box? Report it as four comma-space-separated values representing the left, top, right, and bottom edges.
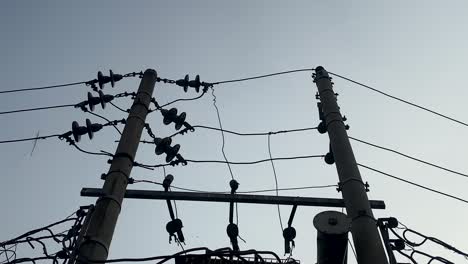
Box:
210, 87, 235, 180
159, 91, 207, 109
329, 71, 468, 128
267, 133, 284, 232
358, 163, 468, 205
0, 134, 62, 144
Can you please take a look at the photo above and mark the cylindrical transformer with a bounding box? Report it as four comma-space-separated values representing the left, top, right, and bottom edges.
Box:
314, 210, 351, 264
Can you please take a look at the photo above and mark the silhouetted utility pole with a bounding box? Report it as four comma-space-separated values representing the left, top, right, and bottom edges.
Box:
77, 69, 158, 263
313, 66, 389, 264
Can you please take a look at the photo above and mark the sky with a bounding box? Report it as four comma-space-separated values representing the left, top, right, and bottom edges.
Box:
1, 1, 468, 263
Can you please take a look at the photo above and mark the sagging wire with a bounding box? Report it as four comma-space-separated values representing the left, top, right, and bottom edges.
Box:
267, 132, 284, 232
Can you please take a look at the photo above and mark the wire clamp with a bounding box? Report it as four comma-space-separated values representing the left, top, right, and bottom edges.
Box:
337, 179, 369, 192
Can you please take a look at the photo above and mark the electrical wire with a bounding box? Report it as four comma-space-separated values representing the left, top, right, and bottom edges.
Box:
210, 87, 235, 180
0, 104, 76, 115
0, 81, 88, 95
110, 101, 129, 113
329, 71, 468, 128
133, 179, 337, 194
267, 133, 284, 232
358, 163, 468, 205
211, 68, 314, 85
350, 136, 468, 179
159, 91, 207, 109
85, 111, 122, 135
0, 134, 62, 144
191, 125, 318, 136
184, 155, 325, 166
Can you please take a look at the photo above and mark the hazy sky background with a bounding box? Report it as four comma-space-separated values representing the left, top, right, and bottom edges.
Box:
1, 1, 468, 263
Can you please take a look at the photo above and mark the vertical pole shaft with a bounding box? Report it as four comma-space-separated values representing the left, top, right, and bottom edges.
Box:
314, 66, 388, 264
78, 69, 158, 263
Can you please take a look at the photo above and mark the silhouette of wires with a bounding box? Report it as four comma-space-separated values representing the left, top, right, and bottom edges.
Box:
329, 71, 468, 128
0, 134, 63, 144
210, 68, 314, 85
358, 163, 468, 205
132, 179, 337, 194
386, 220, 468, 263
350, 136, 468, 179
78, 246, 283, 264
0, 205, 92, 264
159, 90, 208, 109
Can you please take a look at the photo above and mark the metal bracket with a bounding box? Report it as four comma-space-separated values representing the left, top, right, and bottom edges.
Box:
337, 179, 370, 192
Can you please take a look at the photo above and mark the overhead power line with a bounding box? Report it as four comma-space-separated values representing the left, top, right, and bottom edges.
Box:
0, 104, 76, 115
350, 136, 468, 179
358, 163, 468, 205
0, 81, 88, 95
211, 68, 314, 85
329, 71, 468, 128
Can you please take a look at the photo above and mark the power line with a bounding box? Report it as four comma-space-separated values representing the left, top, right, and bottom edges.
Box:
133, 179, 337, 194
0, 134, 62, 144
159, 91, 207, 109
358, 163, 468, 205
329, 71, 468, 128
267, 133, 284, 232
350, 136, 468, 179
0, 104, 76, 115
0, 81, 88, 95
191, 125, 318, 136
211, 68, 314, 85
185, 155, 324, 166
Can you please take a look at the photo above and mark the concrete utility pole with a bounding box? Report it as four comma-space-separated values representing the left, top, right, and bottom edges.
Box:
77, 69, 158, 263
313, 66, 388, 264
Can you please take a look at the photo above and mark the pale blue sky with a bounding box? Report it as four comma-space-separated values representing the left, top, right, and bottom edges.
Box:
1, 1, 468, 263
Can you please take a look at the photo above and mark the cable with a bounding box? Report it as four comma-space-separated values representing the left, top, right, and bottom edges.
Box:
329, 71, 468, 128
0, 81, 88, 95
133, 179, 337, 194
185, 155, 324, 166
211, 68, 314, 85
86, 111, 122, 135
110, 101, 129, 113
0, 104, 76, 115
267, 133, 283, 232
0, 134, 62, 144
350, 136, 468, 179
358, 163, 468, 205
159, 91, 207, 109
191, 125, 318, 136
210, 87, 235, 180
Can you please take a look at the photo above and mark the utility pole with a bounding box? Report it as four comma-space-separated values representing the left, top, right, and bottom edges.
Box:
77, 69, 158, 263
313, 66, 388, 264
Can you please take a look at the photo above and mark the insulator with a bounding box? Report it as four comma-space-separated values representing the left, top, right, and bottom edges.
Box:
392, 239, 405, 251
318, 121, 327, 134
188, 75, 201, 93
175, 74, 190, 92
86, 119, 103, 140
87, 92, 100, 111
283, 226, 297, 254
97, 71, 108, 90
163, 174, 174, 190
386, 217, 399, 228
324, 152, 335, 165
174, 112, 186, 130
72, 121, 86, 142
165, 144, 180, 162
229, 179, 239, 193
86, 91, 114, 111
226, 223, 239, 251
154, 137, 172, 155
109, 70, 123, 87
166, 218, 183, 236
161, 108, 178, 126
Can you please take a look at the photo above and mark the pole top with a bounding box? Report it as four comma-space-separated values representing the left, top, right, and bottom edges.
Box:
314, 66, 329, 80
